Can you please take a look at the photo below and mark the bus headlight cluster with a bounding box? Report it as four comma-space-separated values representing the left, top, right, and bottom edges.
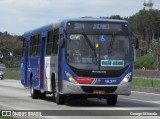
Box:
0, 71, 4, 75
65, 71, 78, 84
121, 72, 132, 84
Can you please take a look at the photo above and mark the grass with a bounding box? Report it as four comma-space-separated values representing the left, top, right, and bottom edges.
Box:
132, 77, 160, 88
4, 70, 20, 79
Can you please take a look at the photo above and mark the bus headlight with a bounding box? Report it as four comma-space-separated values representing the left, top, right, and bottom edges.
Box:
65, 71, 78, 84
0, 71, 4, 75
121, 72, 132, 84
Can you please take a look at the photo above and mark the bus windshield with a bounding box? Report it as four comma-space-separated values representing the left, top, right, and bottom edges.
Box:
67, 34, 130, 70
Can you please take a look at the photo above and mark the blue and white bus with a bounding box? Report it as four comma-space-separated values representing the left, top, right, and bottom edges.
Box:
21, 18, 133, 105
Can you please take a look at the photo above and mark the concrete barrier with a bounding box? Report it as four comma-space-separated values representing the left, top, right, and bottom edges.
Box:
133, 70, 160, 78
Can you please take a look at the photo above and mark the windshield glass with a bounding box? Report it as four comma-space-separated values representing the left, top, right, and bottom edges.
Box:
67, 34, 130, 70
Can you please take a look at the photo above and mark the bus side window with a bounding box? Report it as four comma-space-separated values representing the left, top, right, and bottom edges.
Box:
52, 29, 59, 54
29, 35, 41, 57
22, 38, 26, 57
29, 36, 33, 56
46, 30, 53, 56
37, 34, 41, 56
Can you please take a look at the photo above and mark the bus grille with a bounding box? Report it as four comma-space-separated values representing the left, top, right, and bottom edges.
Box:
81, 86, 117, 93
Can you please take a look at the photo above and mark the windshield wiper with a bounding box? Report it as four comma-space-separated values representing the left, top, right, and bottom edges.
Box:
82, 33, 98, 64
108, 34, 115, 54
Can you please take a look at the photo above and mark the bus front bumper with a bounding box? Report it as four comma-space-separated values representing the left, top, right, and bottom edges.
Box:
62, 80, 131, 95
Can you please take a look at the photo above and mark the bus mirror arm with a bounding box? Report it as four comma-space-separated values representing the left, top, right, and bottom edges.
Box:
132, 32, 139, 50
135, 38, 139, 50
133, 45, 137, 62
58, 37, 65, 48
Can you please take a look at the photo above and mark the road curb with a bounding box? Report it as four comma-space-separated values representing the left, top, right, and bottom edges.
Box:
132, 87, 160, 94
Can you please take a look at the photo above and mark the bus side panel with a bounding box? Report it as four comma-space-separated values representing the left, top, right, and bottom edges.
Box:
21, 39, 30, 87
57, 43, 63, 92
43, 55, 59, 92
44, 56, 51, 92
57, 27, 66, 92
21, 58, 25, 86
50, 55, 58, 92
40, 32, 47, 90
29, 57, 40, 90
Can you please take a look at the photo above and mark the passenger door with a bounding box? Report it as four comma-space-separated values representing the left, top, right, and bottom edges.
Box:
40, 32, 47, 90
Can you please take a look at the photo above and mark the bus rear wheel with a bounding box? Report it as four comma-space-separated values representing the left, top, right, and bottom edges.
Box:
106, 95, 118, 106
52, 80, 56, 102
30, 79, 39, 99
39, 92, 46, 99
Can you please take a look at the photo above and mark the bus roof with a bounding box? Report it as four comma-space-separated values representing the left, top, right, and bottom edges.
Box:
23, 18, 129, 37
62, 17, 128, 23
23, 23, 54, 37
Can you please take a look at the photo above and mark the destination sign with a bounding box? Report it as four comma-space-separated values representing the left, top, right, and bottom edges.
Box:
67, 22, 124, 32
101, 60, 124, 67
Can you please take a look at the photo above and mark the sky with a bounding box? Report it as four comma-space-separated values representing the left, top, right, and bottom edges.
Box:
0, 0, 159, 35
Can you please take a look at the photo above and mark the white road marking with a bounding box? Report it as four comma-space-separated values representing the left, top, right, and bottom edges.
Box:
132, 91, 160, 96
0, 103, 22, 110
123, 98, 160, 105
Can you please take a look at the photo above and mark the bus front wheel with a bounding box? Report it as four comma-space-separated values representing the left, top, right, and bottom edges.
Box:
106, 95, 118, 106
55, 92, 66, 105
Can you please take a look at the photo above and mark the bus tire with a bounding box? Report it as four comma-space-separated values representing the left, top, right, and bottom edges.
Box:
39, 92, 46, 99
51, 74, 56, 102
30, 77, 39, 99
106, 95, 118, 106
56, 92, 66, 105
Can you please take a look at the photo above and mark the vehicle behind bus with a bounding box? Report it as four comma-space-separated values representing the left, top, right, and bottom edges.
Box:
21, 18, 133, 105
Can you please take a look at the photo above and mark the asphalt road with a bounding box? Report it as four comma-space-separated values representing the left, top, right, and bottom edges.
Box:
0, 79, 160, 119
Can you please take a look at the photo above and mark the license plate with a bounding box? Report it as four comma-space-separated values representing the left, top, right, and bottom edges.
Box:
93, 90, 105, 94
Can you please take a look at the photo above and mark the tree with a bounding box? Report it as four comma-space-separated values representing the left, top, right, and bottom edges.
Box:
109, 9, 160, 70
150, 40, 160, 70
129, 9, 160, 44
0, 31, 22, 67
134, 54, 157, 70
110, 15, 123, 20
129, 9, 160, 58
